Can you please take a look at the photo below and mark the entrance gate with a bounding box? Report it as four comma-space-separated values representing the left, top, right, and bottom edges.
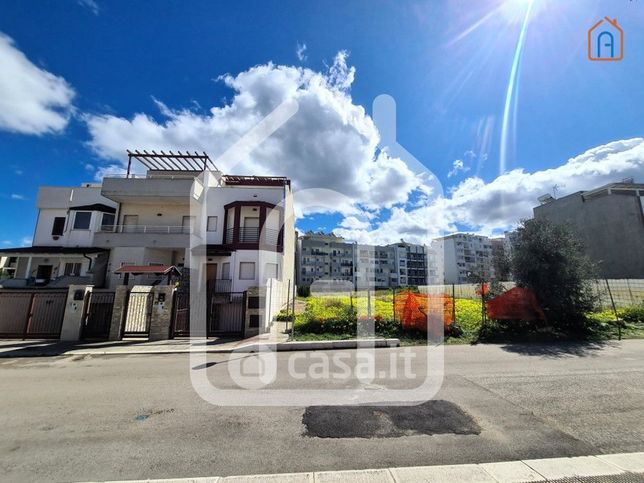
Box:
123, 290, 153, 337
0, 290, 68, 339
82, 291, 115, 340
172, 290, 246, 338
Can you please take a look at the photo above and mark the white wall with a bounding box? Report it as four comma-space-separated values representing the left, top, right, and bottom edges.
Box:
33, 185, 116, 247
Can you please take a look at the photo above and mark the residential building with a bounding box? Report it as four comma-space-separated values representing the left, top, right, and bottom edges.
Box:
355, 244, 397, 289
0, 151, 296, 292
432, 233, 494, 284
533, 181, 644, 279
388, 241, 437, 286
95, 152, 295, 291
0, 183, 115, 287
297, 233, 355, 288
296, 234, 435, 288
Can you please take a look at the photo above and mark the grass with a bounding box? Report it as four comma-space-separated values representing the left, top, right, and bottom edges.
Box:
291, 293, 644, 344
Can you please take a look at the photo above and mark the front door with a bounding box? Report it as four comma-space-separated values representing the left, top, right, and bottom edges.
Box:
35, 265, 53, 284
206, 263, 218, 292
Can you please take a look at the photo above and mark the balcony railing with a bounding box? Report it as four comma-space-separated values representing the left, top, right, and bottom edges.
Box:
223, 227, 280, 245
99, 225, 191, 234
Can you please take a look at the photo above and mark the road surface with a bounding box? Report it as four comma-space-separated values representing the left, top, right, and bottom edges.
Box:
1, 340, 643, 482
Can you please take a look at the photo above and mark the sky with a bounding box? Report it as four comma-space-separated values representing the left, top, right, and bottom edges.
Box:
0, 0, 643, 247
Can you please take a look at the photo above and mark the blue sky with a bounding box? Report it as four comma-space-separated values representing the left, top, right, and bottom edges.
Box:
1, 0, 643, 246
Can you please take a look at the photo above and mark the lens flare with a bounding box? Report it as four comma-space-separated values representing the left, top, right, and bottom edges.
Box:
499, 0, 534, 174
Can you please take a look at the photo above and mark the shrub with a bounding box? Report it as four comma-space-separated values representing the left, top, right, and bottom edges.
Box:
619, 305, 644, 324
297, 285, 311, 297
275, 311, 294, 322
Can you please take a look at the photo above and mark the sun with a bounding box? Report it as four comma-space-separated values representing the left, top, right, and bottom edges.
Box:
499, 0, 539, 24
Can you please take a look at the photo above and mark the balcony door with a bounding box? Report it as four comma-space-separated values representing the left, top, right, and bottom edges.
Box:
123, 215, 138, 233
242, 216, 259, 243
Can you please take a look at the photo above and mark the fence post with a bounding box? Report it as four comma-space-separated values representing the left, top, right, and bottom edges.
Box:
452, 284, 456, 324
605, 279, 620, 340
108, 286, 129, 341
626, 279, 635, 305
286, 279, 291, 317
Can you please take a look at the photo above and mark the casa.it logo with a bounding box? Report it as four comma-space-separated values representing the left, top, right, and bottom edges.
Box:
588, 17, 623, 61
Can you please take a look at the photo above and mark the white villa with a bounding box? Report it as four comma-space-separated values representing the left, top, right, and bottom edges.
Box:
0, 151, 295, 293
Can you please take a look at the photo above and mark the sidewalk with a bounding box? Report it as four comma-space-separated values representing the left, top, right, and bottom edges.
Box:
0, 328, 399, 358
95, 452, 644, 482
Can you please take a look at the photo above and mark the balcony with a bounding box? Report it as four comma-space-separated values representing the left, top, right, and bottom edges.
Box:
223, 226, 281, 249
93, 224, 190, 248
101, 176, 194, 203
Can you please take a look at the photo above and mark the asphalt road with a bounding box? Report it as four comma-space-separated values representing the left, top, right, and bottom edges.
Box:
1, 340, 643, 482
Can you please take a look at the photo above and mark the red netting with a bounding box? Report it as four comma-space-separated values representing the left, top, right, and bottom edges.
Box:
395, 291, 454, 332
486, 287, 545, 321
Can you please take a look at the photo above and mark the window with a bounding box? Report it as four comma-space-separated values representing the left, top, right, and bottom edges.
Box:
101, 213, 115, 229
239, 262, 255, 280
51, 217, 66, 236
64, 262, 81, 276
265, 263, 278, 280
221, 262, 230, 280
207, 216, 218, 232
73, 212, 91, 230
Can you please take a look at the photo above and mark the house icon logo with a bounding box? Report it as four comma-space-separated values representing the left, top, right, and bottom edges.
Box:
588, 17, 623, 61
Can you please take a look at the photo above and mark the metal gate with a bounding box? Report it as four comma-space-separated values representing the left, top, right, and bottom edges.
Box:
82, 291, 115, 340
208, 292, 245, 337
123, 290, 153, 337
0, 290, 67, 339
171, 291, 246, 337
172, 292, 191, 337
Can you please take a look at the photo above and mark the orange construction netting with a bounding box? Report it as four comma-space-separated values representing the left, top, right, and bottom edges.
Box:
394, 291, 454, 332
485, 287, 546, 321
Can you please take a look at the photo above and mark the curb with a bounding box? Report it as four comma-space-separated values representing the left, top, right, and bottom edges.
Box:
93, 452, 644, 482
0, 338, 400, 358
234, 338, 400, 352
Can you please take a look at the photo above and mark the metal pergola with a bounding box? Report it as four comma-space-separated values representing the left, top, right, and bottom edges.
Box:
126, 149, 219, 177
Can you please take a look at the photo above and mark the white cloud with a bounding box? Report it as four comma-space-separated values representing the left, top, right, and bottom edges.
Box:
77, 0, 99, 15
10, 194, 27, 200
296, 42, 307, 61
20, 237, 31, 247
447, 159, 470, 178
336, 138, 644, 244
84, 54, 643, 247
0, 32, 75, 135
86, 51, 422, 214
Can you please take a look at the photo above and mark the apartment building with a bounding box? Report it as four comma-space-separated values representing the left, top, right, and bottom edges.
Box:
297, 234, 434, 288
389, 241, 437, 286
0, 151, 296, 292
533, 181, 644, 279
297, 233, 355, 288
432, 233, 494, 284
0, 183, 115, 287
355, 245, 397, 289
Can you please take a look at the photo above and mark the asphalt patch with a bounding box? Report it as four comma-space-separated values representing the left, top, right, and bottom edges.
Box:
302, 400, 481, 438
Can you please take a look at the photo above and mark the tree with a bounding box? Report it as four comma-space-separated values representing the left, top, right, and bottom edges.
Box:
511, 218, 596, 331
492, 248, 511, 281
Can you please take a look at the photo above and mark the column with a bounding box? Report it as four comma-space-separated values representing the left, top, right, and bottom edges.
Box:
148, 286, 175, 341
60, 285, 93, 341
